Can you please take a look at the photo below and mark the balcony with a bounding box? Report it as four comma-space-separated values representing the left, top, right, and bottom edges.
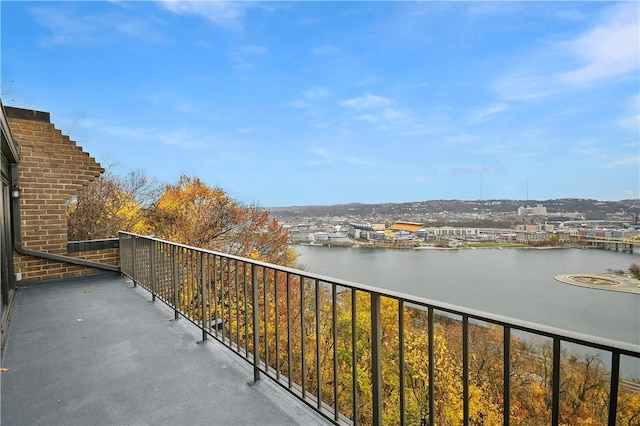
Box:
0, 272, 330, 425
2, 232, 639, 425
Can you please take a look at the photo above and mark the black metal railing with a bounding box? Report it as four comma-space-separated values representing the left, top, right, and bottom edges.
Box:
119, 232, 639, 426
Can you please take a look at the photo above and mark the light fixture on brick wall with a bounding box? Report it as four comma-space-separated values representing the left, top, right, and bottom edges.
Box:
11, 185, 21, 199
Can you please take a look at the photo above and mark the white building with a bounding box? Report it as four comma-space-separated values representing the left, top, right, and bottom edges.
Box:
518, 204, 548, 216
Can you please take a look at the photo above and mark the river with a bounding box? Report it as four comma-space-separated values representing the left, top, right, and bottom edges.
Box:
295, 245, 640, 348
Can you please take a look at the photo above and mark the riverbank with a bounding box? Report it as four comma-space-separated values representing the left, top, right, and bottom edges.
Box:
296, 242, 577, 250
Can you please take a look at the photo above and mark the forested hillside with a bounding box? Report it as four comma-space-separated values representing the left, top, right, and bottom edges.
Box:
270, 199, 640, 220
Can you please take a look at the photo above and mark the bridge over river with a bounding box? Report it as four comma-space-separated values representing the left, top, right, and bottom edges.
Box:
585, 235, 638, 253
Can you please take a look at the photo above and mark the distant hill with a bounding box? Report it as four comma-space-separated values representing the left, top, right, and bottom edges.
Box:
269, 199, 640, 221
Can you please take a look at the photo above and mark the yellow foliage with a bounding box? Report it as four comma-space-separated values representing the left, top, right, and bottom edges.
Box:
152, 175, 295, 267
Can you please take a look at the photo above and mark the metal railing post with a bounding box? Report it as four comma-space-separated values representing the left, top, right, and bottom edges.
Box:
398, 300, 406, 426
200, 252, 207, 342
315, 279, 321, 410
428, 307, 435, 426
213, 256, 219, 339
286, 273, 292, 389
228, 258, 234, 344
351, 289, 358, 425
551, 338, 561, 426
274, 271, 280, 381
252, 264, 261, 383
301, 276, 307, 399
607, 352, 620, 426
463, 315, 469, 425
150, 240, 156, 301
371, 292, 382, 426
172, 245, 179, 320
332, 284, 339, 423
118, 233, 125, 274
131, 236, 137, 287
219, 257, 224, 340
264, 270, 269, 374
235, 261, 240, 351
504, 326, 511, 426
243, 262, 249, 358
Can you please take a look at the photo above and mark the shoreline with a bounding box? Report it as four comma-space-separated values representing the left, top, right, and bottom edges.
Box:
295, 242, 582, 251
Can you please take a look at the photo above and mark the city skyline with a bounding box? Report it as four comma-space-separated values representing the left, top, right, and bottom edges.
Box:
2, 1, 638, 207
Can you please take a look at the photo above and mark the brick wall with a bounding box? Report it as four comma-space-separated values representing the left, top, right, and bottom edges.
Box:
6, 107, 117, 283
68, 247, 120, 268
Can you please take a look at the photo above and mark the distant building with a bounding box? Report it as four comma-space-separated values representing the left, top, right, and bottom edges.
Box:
390, 222, 424, 233
348, 223, 375, 240
585, 211, 607, 221
314, 232, 329, 243
426, 227, 480, 239
515, 223, 555, 232
415, 228, 431, 239
518, 204, 548, 216
516, 230, 571, 244
328, 233, 349, 243
516, 224, 538, 232
371, 230, 386, 240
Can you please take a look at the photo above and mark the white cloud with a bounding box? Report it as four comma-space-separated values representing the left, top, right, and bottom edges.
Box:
303, 87, 329, 101
312, 45, 340, 55
30, 6, 165, 46
311, 147, 331, 161
494, 3, 640, 101
340, 93, 392, 110
340, 93, 445, 136
236, 45, 267, 56
467, 103, 509, 124
493, 73, 555, 101
159, 1, 250, 31
229, 45, 268, 69
573, 145, 602, 158
354, 76, 382, 87
447, 133, 481, 144
355, 107, 412, 125
354, 113, 377, 123
602, 156, 640, 169
96, 122, 222, 150
141, 92, 200, 114
29, 7, 99, 45
452, 166, 497, 174
287, 100, 311, 109
309, 147, 372, 166
619, 114, 640, 132
354, 107, 440, 137
557, 3, 640, 87
617, 189, 639, 198
414, 175, 433, 185
619, 94, 640, 132
287, 87, 329, 112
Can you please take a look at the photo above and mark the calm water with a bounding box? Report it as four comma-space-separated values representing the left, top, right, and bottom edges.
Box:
295, 245, 640, 347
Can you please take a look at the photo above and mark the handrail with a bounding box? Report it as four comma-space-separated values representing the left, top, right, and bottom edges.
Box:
119, 231, 640, 426
16, 246, 120, 272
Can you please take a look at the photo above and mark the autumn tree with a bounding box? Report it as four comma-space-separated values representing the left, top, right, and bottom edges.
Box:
67, 169, 156, 240
629, 263, 640, 279
149, 175, 295, 266
618, 386, 640, 425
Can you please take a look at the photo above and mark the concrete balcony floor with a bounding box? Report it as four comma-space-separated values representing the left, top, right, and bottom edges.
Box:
1, 273, 330, 425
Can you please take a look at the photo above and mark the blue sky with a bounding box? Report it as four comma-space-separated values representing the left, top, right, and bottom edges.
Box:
2, 1, 638, 207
